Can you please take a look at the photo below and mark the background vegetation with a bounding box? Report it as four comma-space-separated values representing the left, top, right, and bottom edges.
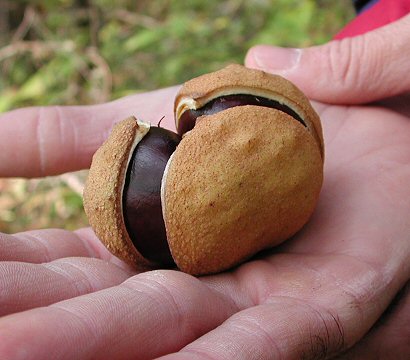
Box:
0, 0, 354, 233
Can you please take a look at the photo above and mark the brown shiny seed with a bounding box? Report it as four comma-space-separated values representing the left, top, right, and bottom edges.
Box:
177, 94, 306, 135
123, 126, 181, 266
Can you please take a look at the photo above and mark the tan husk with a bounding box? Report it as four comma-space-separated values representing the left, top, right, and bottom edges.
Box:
84, 65, 324, 276
175, 64, 324, 158
83, 116, 155, 269
163, 106, 323, 275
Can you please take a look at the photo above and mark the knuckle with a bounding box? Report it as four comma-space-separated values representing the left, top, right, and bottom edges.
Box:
324, 33, 392, 100
326, 38, 361, 92
301, 305, 346, 360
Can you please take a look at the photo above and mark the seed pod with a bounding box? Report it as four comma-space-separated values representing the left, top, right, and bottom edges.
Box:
83, 64, 324, 275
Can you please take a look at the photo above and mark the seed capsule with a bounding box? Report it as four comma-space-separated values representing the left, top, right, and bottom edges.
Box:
84, 64, 324, 275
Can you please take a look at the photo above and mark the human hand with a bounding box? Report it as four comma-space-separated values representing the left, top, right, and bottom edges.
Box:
245, 14, 410, 359
0, 17, 409, 360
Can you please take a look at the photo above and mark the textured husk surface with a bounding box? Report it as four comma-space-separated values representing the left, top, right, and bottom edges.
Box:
175, 64, 324, 158
83, 116, 154, 270
163, 106, 323, 275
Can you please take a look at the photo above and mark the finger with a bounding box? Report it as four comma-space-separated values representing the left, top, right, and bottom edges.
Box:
159, 300, 347, 360
0, 86, 179, 178
0, 257, 132, 316
0, 228, 114, 264
160, 253, 407, 360
337, 281, 410, 359
245, 14, 410, 104
0, 253, 405, 360
0, 270, 239, 360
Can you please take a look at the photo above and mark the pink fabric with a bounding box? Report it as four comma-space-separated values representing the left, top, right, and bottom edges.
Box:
335, 0, 410, 39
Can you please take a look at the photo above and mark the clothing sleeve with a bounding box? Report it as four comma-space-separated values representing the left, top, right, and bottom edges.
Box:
335, 0, 410, 39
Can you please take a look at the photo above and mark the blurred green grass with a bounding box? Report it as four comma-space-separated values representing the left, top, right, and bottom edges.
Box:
0, 0, 354, 233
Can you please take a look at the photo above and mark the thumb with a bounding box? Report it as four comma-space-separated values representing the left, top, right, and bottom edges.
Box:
245, 14, 410, 105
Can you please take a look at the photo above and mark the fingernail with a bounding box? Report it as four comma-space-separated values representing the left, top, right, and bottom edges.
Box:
252, 46, 301, 74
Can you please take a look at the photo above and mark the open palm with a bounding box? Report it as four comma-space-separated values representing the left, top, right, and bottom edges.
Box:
0, 86, 409, 359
